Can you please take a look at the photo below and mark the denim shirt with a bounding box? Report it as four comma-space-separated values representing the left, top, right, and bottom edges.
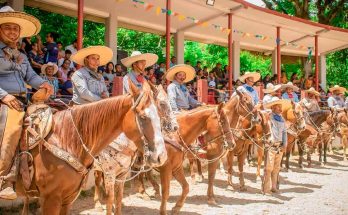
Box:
270, 113, 287, 147
167, 80, 199, 111
123, 70, 143, 94
328, 96, 345, 109
282, 92, 299, 103
0, 42, 46, 99
71, 67, 108, 104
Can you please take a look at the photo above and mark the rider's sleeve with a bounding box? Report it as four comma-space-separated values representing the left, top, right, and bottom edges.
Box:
167, 84, 179, 112
188, 94, 199, 108
72, 72, 101, 102
23, 55, 46, 89
0, 87, 8, 100
282, 122, 288, 148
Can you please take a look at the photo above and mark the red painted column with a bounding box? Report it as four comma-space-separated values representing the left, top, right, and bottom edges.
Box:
315, 35, 319, 91
228, 13, 233, 95
77, 0, 84, 51
277, 26, 281, 84
165, 0, 171, 72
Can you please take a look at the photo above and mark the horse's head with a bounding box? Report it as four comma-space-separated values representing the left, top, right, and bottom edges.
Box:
206, 103, 235, 150
235, 90, 255, 121
126, 79, 167, 167
328, 108, 341, 133
149, 83, 179, 132
292, 102, 306, 132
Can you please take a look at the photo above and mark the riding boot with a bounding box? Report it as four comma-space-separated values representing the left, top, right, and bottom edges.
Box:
263, 170, 272, 194
270, 171, 279, 193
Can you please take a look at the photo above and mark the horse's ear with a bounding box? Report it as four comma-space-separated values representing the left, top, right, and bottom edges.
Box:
128, 78, 140, 96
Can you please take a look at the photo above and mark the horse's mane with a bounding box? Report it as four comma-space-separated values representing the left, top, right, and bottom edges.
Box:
307, 110, 330, 126
51, 95, 133, 158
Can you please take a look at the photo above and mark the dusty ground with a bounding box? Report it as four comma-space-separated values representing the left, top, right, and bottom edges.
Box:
2, 149, 348, 215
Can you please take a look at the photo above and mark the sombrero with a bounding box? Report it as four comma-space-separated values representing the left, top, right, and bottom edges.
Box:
71, 46, 113, 66
165, 64, 195, 83
263, 83, 282, 94
121, 51, 158, 68
264, 97, 292, 112
239, 71, 261, 83
41, 62, 58, 75
305, 87, 320, 96
0, 6, 41, 37
281, 82, 299, 92
329, 85, 346, 94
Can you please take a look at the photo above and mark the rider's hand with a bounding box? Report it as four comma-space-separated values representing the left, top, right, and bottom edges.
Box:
1, 94, 23, 111
39, 82, 54, 99
101, 91, 108, 99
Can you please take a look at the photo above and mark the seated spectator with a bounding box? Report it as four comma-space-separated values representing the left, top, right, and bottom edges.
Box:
57, 41, 65, 59
281, 82, 299, 103
103, 62, 116, 83
212, 63, 223, 80
60, 70, 75, 96
170, 56, 176, 68
115, 63, 125, 76
58, 49, 75, 70
304, 75, 314, 89
194, 61, 202, 73
223, 65, 228, 79
208, 72, 217, 88
281, 71, 288, 84
146, 67, 156, 81
58, 59, 71, 84
185, 60, 191, 65
150, 76, 157, 85
196, 69, 205, 79
65, 39, 78, 55
28, 42, 44, 74
271, 74, 278, 85
203, 66, 208, 74
263, 74, 271, 87
22, 37, 32, 54
155, 62, 165, 82
254, 81, 262, 87
41, 62, 59, 98
290, 73, 302, 88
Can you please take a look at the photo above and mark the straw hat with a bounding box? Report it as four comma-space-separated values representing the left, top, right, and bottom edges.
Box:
329, 85, 346, 94
281, 82, 299, 92
41, 62, 58, 75
121, 51, 158, 68
239, 72, 261, 83
165, 64, 196, 83
264, 97, 292, 112
305, 87, 320, 96
263, 83, 282, 94
0, 6, 41, 37
71, 46, 113, 66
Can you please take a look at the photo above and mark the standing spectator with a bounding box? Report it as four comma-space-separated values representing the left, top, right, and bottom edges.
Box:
281, 82, 299, 103
57, 59, 71, 85
212, 63, 223, 82
115, 63, 125, 77
57, 41, 65, 59
38, 32, 59, 63
41, 62, 59, 98
58, 49, 75, 70
170, 56, 176, 68
28, 42, 44, 75
65, 39, 78, 55
194, 61, 202, 73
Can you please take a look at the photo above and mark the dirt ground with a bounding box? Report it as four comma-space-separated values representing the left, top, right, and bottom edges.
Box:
2, 149, 348, 215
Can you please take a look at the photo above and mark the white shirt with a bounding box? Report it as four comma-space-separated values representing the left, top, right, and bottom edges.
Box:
65, 44, 77, 55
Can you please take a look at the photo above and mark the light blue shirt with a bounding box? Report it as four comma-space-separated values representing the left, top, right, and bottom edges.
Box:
328, 96, 345, 109
263, 94, 275, 104
123, 71, 143, 94
270, 113, 287, 147
282, 92, 299, 103
243, 84, 259, 104
167, 80, 199, 111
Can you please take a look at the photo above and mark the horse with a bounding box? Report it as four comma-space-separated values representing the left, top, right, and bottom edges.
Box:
18, 80, 167, 215
225, 109, 272, 191
93, 84, 178, 215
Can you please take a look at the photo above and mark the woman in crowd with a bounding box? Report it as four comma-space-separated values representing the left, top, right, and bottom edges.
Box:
57, 59, 71, 85
28, 42, 44, 74
41, 62, 59, 98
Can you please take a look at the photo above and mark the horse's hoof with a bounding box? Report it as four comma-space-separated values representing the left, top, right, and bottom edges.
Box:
239, 186, 247, 192
197, 175, 204, 183
94, 202, 104, 211
171, 206, 181, 215
207, 198, 217, 205
320, 163, 324, 167
227, 185, 234, 191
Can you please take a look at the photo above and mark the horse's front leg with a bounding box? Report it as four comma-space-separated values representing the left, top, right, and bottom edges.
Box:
21, 196, 30, 215
40, 195, 62, 215
146, 170, 160, 198
188, 157, 196, 185
226, 151, 234, 188
298, 141, 304, 169
94, 171, 104, 210
324, 140, 328, 164
256, 148, 263, 181
207, 158, 219, 205
159, 166, 172, 215
196, 159, 204, 183
114, 182, 125, 215
238, 152, 247, 191
106, 183, 115, 215
172, 166, 189, 215
60, 203, 72, 215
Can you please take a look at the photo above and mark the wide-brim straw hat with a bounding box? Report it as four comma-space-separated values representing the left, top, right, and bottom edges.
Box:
71, 46, 113, 66
41, 62, 58, 75
281, 82, 299, 92
165, 64, 196, 83
239, 71, 261, 83
0, 6, 41, 37
263, 83, 282, 94
264, 97, 292, 112
329, 85, 346, 94
121, 51, 158, 68
305, 87, 320, 96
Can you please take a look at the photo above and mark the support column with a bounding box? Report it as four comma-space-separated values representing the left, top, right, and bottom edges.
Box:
232, 41, 240, 81
174, 31, 184, 64
8, 0, 24, 11
105, 13, 118, 63
271, 48, 277, 75
276, 27, 281, 84
228, 13, 233, 93
315, 35, 319, 91
165, 0, 171, 71
77, 0, 84, 51
320, 54, 327, 90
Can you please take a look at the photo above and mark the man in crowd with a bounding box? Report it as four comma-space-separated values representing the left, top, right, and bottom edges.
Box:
301, 87, 321, 111
58, 49, 75, 71
327, 85, 346, 109
65, 38, 78, 55
282, 82, 299, 103
170, 56, 176, 68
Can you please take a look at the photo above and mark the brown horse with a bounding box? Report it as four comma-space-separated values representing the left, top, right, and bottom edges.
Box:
18, 81, 167, 215
93, 84, 178, 215
225, 110, 272, 191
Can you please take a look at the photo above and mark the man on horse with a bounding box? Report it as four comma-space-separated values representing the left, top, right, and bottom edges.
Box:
70, 46, 112, 105
166, 64, 200, 112
327, 85, 346, 109
0, 6, 53, 199
121, 51, 158, 93
301, 87, 321, 112
238, 72, 261, 105
281, 82, 299, 103
263, 83, 282, 104
263, 97, 290, 195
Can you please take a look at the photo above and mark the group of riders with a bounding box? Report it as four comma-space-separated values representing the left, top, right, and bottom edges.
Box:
0, 6, 347, 208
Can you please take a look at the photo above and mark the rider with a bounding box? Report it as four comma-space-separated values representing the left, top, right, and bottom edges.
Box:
166, 64, 200, 112
301, 87, 321, 112
263, 83, 282, 104
0, 6, 53, 199
281, 82, 299, 103
327, 85, 346, 109
121, 51, 158, 93
263, 97, 290, 195
238, 71, 261, 105
70, 46, 112, 105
